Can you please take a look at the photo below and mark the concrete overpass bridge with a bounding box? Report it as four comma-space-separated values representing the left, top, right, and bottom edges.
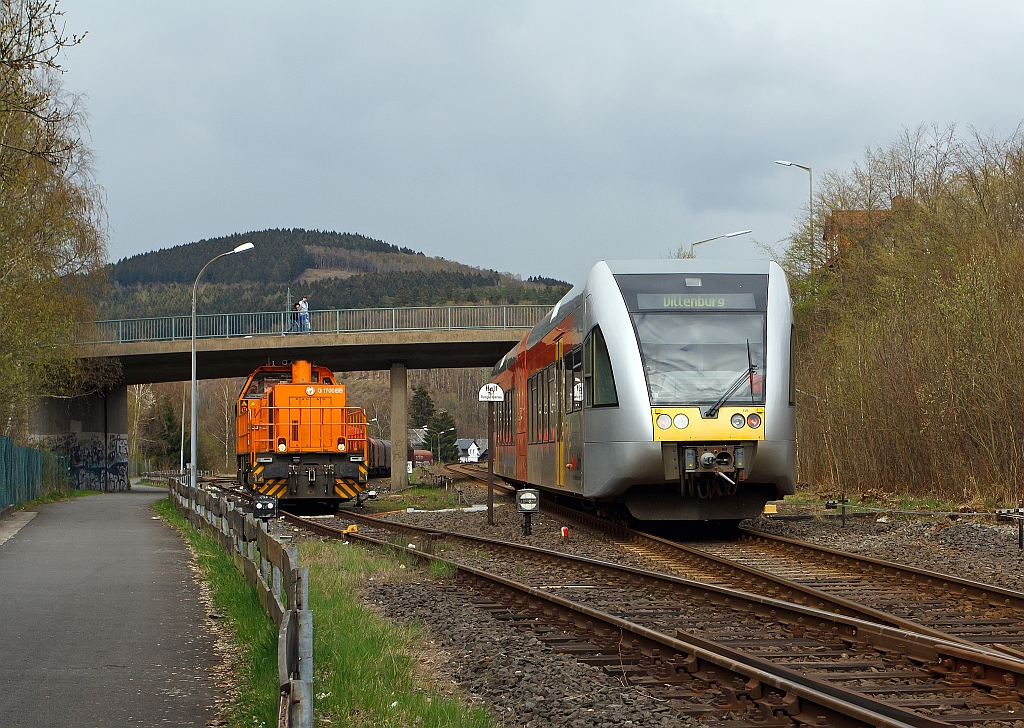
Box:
35, 304, 547, 491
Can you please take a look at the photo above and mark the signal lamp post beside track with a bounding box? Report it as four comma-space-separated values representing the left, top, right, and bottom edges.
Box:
190, 241, 254, 485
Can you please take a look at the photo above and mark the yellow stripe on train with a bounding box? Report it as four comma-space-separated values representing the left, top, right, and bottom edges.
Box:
651, 407, 765, 442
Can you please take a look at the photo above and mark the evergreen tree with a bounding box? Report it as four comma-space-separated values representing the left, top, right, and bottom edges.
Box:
410, 385, 435, 427
144, 396, 185, 469
425, 410, 458, 464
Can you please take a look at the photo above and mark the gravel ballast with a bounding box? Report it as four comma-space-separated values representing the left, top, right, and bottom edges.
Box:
747, 513, 1024, 593
329, 480, 1024, 726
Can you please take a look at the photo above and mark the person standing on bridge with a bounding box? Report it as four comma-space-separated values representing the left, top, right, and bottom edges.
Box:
298, 296, 310, 334
284, 302, 302, 335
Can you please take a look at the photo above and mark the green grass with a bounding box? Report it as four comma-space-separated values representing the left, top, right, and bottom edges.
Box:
152, 498, 278, 727
785, 489, 980, 515
15, 488, 103, 510
300, 539, 491, 728
428, 559, 457, 580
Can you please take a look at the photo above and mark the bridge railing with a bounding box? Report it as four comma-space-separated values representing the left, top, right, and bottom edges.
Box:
76, 304, 551, 344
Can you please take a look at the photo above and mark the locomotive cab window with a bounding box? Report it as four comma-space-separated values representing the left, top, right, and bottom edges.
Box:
584, 326, 618, 408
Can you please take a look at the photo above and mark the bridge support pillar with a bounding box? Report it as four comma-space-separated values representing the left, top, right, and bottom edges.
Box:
29, 386, 129, 492
390, 362, 408, 490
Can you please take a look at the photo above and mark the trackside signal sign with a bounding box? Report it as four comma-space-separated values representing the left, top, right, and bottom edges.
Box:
479, 383, 505, 402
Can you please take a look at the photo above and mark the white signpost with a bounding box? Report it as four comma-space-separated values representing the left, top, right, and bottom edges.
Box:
479, 383, 505, 525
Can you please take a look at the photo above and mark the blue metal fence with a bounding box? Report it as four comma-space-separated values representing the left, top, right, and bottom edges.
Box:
76, 304, 551, 345
0, 437, 72, 510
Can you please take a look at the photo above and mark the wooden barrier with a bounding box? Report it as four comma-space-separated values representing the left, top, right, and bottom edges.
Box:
167, 478, 313, 728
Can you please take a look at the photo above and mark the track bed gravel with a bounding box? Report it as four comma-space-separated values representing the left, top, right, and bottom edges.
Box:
302, 481, 1024, 726
376, 506, 653, 569
746, 515, 1024, 594
364, 578, 722, 728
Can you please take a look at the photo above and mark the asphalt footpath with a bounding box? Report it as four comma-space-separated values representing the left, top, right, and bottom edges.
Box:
0, 486, 220, 727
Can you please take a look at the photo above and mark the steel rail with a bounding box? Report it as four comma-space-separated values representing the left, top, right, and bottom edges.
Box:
442, 464, 1018, 655
287, 513, 950, 728
531, 499, 1021, 655
204, 480, 1024, 725
735, 528, 1024, 614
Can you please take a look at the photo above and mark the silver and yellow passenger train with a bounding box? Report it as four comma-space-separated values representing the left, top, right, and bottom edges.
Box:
491, 260, 795, 522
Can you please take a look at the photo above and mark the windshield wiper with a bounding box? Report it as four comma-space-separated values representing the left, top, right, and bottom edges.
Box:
703, 340, 758, 419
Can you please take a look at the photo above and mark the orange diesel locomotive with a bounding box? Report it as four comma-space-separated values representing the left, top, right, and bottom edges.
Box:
236, 360, 368, 502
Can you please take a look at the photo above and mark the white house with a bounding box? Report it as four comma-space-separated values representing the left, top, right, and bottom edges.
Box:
456, 438, 488, 463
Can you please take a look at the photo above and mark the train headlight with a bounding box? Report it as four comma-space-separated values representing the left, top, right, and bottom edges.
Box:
337, 437, 347, 452
277, 438, 287, 452
730, 413, 745, 429
746, 413, 761, 429
673, 414, 689, 429
656, 414, 672, 430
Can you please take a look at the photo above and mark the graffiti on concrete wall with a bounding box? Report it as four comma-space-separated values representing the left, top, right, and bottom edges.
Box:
41, 432, 129, 492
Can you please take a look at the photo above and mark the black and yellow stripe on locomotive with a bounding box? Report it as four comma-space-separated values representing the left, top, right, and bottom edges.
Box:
249, 462, 369, 500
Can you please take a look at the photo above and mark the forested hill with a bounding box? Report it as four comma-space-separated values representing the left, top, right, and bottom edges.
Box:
100, 228, 570, 319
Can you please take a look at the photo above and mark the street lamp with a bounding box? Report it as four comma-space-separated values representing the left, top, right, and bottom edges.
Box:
431, 427, 456, 463
689, 229, 752, 257
190, 241, 254, 484
775, 160, 813, 272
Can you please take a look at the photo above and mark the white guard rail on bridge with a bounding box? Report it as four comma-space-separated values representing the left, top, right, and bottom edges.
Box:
77, 305, 550, 344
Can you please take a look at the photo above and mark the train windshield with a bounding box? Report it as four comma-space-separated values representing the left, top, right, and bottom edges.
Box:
615, 273, 768, 406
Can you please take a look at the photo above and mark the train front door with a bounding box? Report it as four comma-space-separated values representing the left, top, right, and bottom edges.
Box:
555, 339, 564, 487
562, 344, 584, 493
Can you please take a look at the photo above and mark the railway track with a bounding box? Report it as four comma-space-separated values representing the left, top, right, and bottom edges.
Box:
306, 507, 1024, 726
199, 477, 1024, 725
441, 465, 1024, 659
695, 530, 1024, 658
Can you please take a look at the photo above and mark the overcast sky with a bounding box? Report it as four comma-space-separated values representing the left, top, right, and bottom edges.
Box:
61, 1, 1024, 284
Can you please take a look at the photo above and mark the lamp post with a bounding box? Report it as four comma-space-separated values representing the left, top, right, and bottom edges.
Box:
775, 160, 813, 272
430, 427, 455, 464
689, 229, 752, 257
190, 241, 254, 484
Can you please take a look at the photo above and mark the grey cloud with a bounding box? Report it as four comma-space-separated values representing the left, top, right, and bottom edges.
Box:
61, 0, 1024, 283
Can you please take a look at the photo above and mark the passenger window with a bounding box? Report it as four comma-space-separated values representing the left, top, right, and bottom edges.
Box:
584, 327, 618, 408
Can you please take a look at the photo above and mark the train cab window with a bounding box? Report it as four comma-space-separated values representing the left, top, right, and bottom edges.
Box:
584, 327, 618, 408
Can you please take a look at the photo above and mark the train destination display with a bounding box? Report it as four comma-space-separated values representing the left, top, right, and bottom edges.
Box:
636, 293, 756, 310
